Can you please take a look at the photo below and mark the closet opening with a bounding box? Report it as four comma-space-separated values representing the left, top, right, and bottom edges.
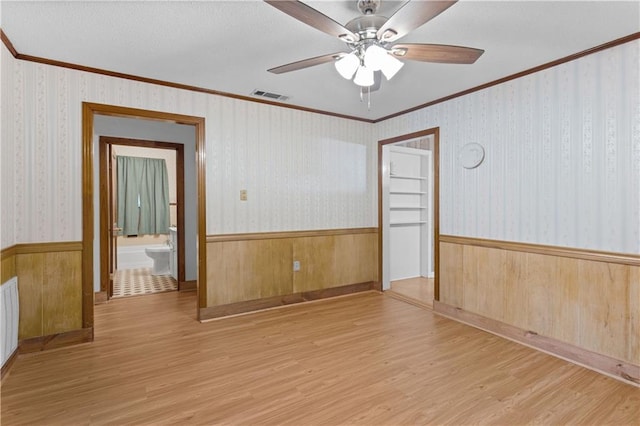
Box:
378, 128, 439, 308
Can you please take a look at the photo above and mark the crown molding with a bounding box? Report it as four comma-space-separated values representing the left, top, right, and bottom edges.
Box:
0, 29, 373, 124
373, 32, 640, 122
1, 28, 638, 124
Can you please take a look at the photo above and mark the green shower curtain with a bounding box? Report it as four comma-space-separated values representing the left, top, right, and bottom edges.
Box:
117, 156, 170, 236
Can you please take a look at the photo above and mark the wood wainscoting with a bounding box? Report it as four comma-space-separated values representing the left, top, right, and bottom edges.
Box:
6, 242, 84, 340
1, 246, 19, 381
438, 235, 640, 385
203, 228, 378, 319
1, 245, 17, 284
0, 242, 88, 378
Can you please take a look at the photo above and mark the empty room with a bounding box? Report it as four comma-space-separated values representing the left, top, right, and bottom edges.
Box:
0, 1, 638, 424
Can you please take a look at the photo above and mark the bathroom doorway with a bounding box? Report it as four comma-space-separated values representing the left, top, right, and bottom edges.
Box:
378, 128, 440, 308
99, 136, 185, 299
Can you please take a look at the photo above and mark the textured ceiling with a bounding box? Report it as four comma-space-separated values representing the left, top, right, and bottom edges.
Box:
2, 1, 639, 120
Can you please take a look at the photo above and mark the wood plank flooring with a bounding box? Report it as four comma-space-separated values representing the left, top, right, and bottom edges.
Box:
1, 291, 638, 425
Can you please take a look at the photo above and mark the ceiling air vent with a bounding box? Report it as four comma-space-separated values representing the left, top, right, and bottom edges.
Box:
251, 89, 290, 102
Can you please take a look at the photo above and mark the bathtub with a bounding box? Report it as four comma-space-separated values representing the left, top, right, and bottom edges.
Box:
117, 244, 167, 270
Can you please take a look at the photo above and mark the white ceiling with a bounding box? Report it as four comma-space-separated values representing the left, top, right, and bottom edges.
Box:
2, 1, 639, 120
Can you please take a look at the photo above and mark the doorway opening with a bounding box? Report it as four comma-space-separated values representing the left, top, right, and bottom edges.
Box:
99, 136, 185, 299
378, 128, 439, 308
81, 103, 207, 331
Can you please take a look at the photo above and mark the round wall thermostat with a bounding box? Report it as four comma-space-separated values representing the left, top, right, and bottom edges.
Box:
459, 143, 485, 169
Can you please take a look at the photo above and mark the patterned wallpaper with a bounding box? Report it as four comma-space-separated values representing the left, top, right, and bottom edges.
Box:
377, 41, 640, 254
1, 45, 17, 249
2, 39, 638, 254
206, 99, 376, 234
0, 44, 376, 248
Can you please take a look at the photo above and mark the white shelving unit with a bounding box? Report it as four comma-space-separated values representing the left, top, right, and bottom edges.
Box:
381, 145, 433, 290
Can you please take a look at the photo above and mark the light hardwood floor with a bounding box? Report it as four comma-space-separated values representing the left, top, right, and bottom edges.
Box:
389, 277, 434, 309
1, 291, 637, 425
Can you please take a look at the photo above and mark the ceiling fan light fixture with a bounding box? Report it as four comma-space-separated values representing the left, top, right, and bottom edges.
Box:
334, 53, 360, 79
265, 0, 485, 106
353, 65, 374, 87
363, 44, 388, 71
380, 53, 404, 80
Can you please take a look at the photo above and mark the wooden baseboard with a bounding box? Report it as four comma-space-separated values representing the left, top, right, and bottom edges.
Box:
433, 301, 640, 387
200, 282, 374, 320
385, 290, 432, 310
179, 280, 197, 292
94, 291, 108, 304
19, 328, 94, 354
1, 348, 18, 381
301, 281, 373, 300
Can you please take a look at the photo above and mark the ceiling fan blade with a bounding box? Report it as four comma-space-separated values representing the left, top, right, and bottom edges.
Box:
268, 52, 345, 74
264, 0, 359, 42
377, 0, 457, 43
392, 43, 484, 64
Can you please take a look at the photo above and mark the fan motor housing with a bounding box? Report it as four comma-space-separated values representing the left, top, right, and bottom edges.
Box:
345, 14, 387, 40
357, 0, 381, 15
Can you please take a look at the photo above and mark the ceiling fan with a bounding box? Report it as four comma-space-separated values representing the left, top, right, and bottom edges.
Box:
264, 0, 484, 93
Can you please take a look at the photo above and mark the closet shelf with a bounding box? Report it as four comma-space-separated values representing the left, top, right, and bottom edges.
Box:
390, 221, 427, 226
390, 174, 426, 180
390, 191, 426, 195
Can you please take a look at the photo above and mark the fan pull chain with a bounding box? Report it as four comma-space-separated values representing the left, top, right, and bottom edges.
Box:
358, 87, 372, 111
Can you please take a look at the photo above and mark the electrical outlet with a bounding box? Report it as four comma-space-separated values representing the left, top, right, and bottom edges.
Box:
293, 260, 300, 272
240, 189, 247, 201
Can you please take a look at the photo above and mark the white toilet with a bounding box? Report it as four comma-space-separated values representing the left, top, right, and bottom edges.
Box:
145, 245, 171, 276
